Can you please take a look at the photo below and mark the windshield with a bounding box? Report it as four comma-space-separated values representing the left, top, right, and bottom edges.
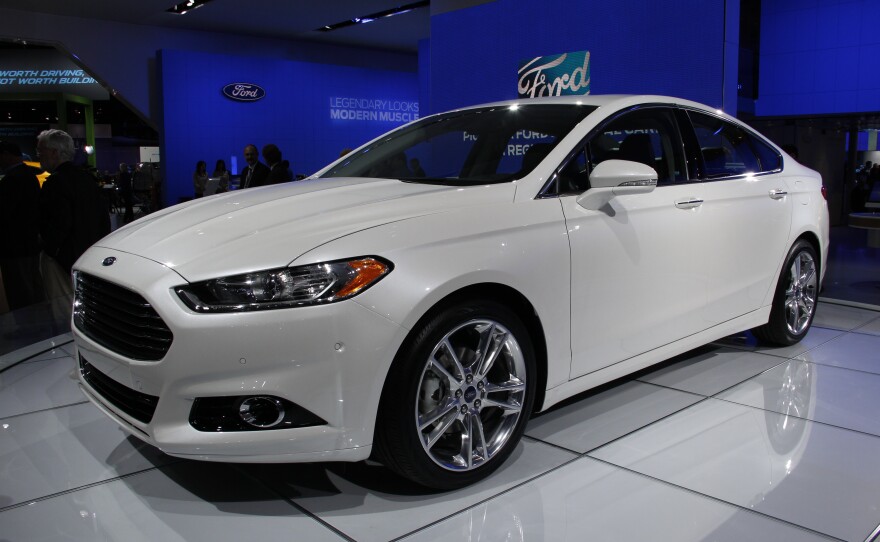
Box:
319, 104, 597, 185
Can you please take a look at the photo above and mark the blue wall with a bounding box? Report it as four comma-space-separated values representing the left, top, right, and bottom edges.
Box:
757, 0, 880, 116
429, 0, 731, 115
159, 49, 418, 206
0, 7, 417, 130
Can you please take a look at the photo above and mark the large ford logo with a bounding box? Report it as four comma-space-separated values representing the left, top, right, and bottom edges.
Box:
222, 83, 265, 102
102, 257, 116, 266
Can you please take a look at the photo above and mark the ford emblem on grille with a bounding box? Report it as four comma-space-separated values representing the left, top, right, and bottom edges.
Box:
102, 257, 116, 266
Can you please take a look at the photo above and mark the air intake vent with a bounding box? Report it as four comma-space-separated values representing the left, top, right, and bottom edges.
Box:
74, 272, 173, 361
80, 355, 159, 424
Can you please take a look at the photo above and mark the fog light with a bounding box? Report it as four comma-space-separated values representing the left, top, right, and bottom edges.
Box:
190, 395, 326, 432
238, 396, 285, 428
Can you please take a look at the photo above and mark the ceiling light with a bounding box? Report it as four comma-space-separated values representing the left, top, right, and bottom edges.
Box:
316, 1, 429, 32
166, 0, 214, 15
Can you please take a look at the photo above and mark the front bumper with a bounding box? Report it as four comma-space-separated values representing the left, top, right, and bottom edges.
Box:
72, 247, 404, 462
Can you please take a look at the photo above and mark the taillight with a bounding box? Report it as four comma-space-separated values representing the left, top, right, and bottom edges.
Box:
821, 185, 827, 200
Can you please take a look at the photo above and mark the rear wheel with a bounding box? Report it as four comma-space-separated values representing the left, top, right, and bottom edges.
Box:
753, 240, 819, 346
376, 300, 536, 490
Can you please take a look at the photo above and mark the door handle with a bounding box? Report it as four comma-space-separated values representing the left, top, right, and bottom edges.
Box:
769, 189, 788, 200
675, 198, 703, 209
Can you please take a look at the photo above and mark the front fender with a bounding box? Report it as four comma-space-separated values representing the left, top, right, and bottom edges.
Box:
296, 197, 574, 399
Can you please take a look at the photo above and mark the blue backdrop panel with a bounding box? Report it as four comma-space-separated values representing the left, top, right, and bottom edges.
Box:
429, 0, 726, 115
758, 0, 880, 116
159, 49, 418, 206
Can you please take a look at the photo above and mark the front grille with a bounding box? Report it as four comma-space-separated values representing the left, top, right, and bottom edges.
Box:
74, 272, 173, 361
79, 355, 159, 424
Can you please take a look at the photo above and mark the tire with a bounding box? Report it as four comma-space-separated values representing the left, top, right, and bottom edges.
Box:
752, 240, 819, 346
375, 300, 536, 490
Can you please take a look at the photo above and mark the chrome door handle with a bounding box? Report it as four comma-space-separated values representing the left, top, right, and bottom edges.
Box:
769, 189, 788, 200
675, 198, 703, 209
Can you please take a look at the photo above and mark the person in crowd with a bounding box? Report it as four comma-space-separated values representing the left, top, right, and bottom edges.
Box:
117, 162, 134, 223
857, 161, 872, 186
36, 129, 111, 298
212, 159, 230, 193
193, 160, 208, 198
852, 161, 874, 212
240, 144, 270, 189
279, 160, 293, 182
0, 140, 45, 310
262, 144, 293, 185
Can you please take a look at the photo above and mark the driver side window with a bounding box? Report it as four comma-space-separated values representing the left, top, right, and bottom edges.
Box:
586, 107, 685, 186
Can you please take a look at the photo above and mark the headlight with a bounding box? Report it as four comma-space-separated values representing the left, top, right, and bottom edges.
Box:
175, 257, 392, 313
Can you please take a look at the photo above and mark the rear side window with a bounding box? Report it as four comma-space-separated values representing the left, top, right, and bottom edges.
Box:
688, 111, 776, 178
749, 134, 782, 172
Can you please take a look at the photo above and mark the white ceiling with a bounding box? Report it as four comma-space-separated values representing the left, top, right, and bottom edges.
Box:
1, 0, 432, 52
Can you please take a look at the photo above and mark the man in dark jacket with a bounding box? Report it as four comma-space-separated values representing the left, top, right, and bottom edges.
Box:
262, 143, 293, 185
0, 140, 45, 309
240, 143, 270, 189
36, 129, 111, 296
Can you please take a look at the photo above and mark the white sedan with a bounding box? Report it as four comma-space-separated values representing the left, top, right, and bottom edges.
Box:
72, 95, 828, 489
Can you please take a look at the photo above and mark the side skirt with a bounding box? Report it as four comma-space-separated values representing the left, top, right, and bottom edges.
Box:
540, 307, 771, 412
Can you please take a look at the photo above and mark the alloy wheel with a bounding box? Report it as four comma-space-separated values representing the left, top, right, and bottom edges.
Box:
415, 319, 527, 471
784, 250, 817, 336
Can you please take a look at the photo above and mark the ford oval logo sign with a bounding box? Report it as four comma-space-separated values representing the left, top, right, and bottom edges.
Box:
102, 257, 116, 266
222, 83, 265, 102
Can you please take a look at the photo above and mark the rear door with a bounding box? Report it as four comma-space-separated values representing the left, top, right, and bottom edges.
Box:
681, 109, 792, 326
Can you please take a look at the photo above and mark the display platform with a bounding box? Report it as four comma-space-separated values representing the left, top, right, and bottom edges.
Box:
1, 301, 879, 541
849, 212, 880, 248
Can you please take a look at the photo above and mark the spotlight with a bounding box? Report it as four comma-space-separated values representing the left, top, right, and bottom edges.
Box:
316, 1, 429, 32
166, 0, 214, 15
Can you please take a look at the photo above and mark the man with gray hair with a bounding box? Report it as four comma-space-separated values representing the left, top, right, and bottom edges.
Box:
240, 143, 269, 189
37, 129, 110, 298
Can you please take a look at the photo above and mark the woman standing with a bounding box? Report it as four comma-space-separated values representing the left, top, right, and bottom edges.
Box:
212, 159, 230, 193
193, 160, 208, 198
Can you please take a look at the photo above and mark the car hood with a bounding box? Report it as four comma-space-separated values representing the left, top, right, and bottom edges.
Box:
92, 177, 515, 282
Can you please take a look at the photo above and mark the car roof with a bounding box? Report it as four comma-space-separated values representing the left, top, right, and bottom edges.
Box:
441, 94, 722, 116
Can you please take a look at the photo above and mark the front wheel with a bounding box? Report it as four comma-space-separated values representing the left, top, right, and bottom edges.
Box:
753, 240, 819, 346
375, 300, 536, 490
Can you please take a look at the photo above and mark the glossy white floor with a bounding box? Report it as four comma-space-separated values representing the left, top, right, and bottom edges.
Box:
1, 300, 880, 542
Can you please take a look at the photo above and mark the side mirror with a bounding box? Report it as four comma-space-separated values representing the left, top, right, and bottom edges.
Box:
576, 159, 658, 209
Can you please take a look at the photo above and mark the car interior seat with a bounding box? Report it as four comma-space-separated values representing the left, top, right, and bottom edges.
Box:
618, 134, 656, 170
